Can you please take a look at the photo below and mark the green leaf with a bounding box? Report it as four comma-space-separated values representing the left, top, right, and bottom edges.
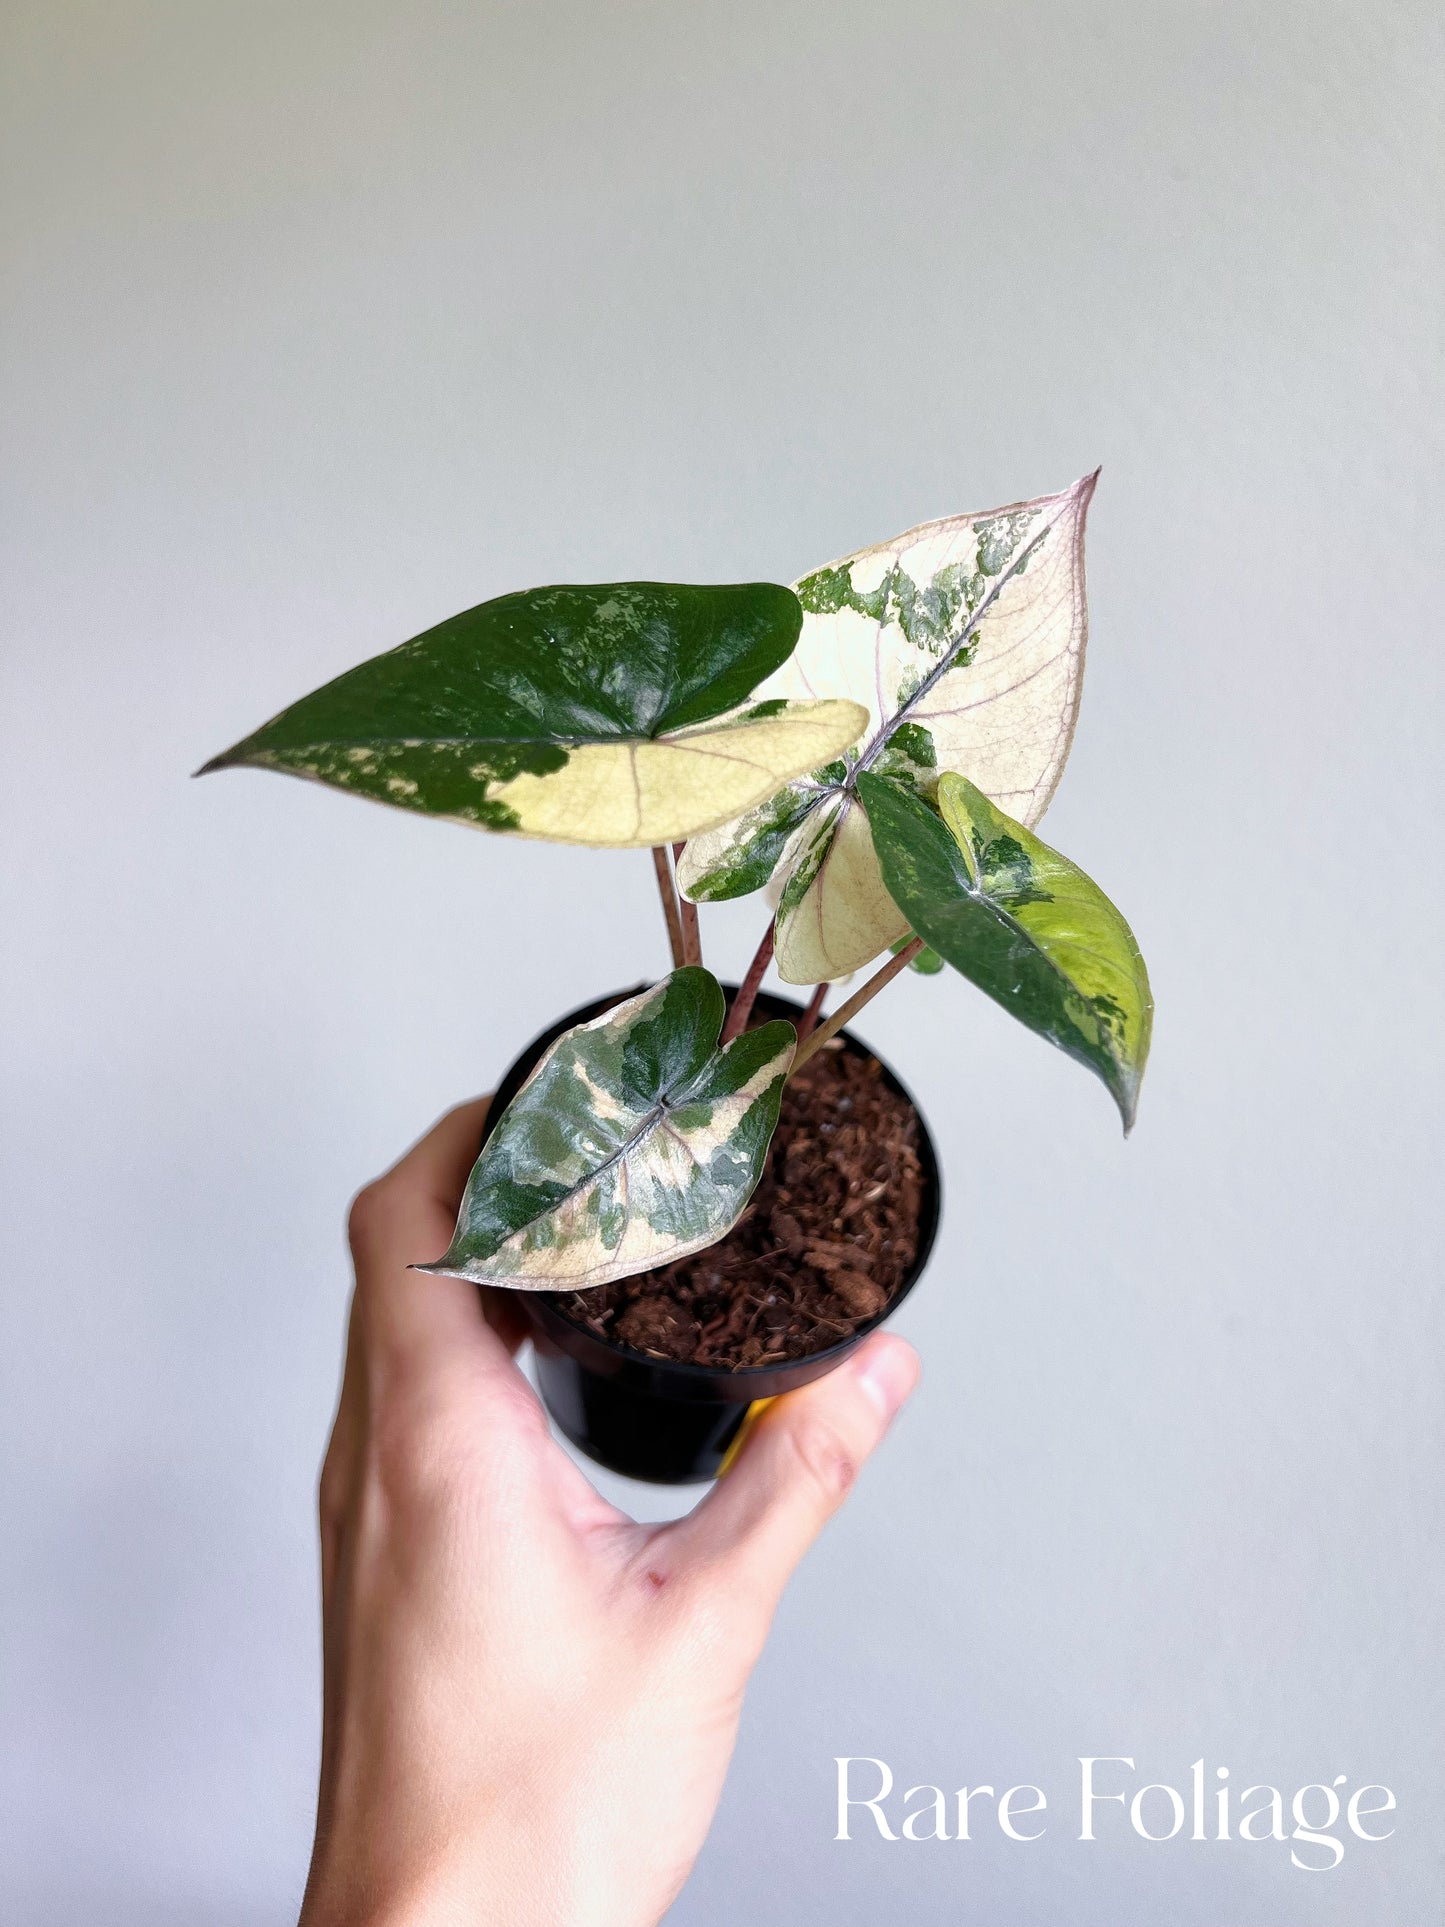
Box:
199, 582, 868, 848
417, 968, 796, 1289
678, 476, 1096, 978
858, 769, 1152, 1131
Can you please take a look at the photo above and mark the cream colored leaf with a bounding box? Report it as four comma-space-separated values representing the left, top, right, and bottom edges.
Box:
485, 699, 867, 848
772, 798, 909, 984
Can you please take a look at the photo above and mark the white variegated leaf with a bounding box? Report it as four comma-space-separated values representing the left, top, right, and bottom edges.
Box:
678, 474, 1096, 980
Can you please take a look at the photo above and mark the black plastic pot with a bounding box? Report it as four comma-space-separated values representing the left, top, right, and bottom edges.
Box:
483, 983, 941, 1484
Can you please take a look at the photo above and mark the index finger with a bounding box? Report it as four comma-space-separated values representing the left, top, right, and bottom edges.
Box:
347, 1097, 520, 1374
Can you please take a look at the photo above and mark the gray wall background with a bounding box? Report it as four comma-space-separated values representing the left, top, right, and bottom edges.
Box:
3, 2, 1441, 1921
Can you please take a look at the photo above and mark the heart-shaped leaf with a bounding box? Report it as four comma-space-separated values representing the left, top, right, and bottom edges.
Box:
200, 582, 868, 848
417, 968, 795, 1290
858, 769, 1151, 1131
678, 476, 1096, 978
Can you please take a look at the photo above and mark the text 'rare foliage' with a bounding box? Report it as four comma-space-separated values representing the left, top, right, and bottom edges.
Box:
416, 969, 795, 1290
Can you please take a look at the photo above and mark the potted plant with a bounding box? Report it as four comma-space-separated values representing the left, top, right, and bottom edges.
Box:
200, 472, 1151, 1482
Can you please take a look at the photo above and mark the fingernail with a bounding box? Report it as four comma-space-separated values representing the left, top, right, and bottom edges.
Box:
853, 1336, 920, 1424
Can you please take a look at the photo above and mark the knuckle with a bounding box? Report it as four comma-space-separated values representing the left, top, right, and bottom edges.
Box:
363, 1367, 522, 1517
346, 1179, 391, 1248
317, 1454, 348, 1537
368, 1398, 460, 1508
317, 1443, 344, 1510
784, 1415, 860, 1505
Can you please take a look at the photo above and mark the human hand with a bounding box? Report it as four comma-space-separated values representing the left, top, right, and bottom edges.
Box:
299, 1098, 920, 1927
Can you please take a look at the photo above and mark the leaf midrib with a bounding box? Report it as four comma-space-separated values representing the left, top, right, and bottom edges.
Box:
950, 854, 1122, 1055
236, 704, 832, 758
499, 1059, 730, 1247
847, 503, 1068, 786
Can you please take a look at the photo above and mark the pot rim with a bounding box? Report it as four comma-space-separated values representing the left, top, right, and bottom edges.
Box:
482, 980, 942, 1400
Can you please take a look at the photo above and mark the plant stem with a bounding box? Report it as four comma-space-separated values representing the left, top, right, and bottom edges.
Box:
651, 846, 687, 970
794, 981, 828, 1044
720, 923, 775, 1043
671, 843, 702, 967
790, 939, 922, 1074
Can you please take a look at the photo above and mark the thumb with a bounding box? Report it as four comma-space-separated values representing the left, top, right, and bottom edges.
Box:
666, 1332, 919, 1630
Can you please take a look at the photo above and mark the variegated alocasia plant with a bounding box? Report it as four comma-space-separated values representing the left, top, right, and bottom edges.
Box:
202, 478, 1152, 1300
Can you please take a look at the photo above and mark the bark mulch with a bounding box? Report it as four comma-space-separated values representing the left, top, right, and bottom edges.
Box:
547, 1041, 923, 1369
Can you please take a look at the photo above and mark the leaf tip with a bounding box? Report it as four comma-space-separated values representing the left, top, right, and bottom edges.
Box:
1064, 467, 1101, 521
194, 734, 260, 777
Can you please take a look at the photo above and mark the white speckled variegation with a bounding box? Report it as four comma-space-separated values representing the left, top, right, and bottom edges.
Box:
677, 475, 1096, 981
